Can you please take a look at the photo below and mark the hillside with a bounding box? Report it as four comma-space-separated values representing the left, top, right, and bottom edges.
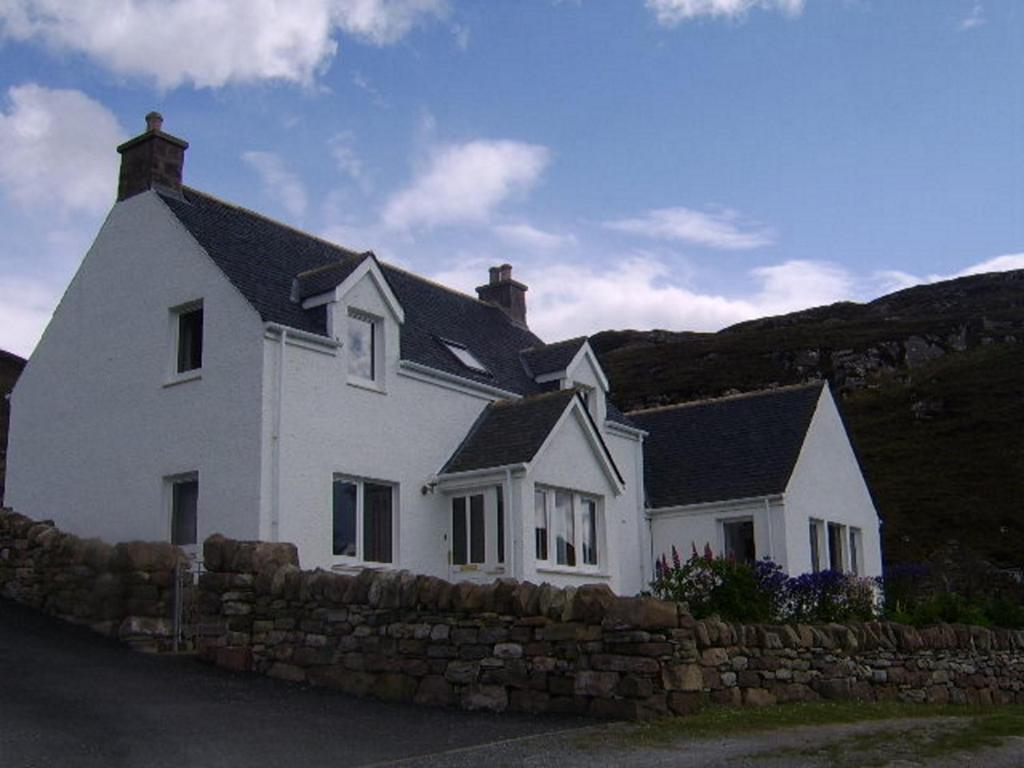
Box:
593, 269, 1024, 569
0, 349, 26, 504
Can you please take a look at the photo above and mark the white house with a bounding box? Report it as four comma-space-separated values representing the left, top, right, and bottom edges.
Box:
630, 382, 883, 578
6, 114, 881, 594
6, 114, 650, 594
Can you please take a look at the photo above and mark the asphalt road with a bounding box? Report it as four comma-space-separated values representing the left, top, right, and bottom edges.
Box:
0, 598, 590, 768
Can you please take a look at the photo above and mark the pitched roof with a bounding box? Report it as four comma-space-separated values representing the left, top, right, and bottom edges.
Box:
294, 255, 370, 301
629, 382, 825, 509
521, 336, 587, 377
159, 188, 544, 394
441, 389, 578, 474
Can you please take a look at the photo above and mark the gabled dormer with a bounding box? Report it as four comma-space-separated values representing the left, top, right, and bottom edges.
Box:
521, 337, 610, 424
294, 253, 405, 392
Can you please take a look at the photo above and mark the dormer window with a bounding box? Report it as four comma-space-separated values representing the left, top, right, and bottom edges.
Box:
441, 339, 489, 374
347, 310, 376, 380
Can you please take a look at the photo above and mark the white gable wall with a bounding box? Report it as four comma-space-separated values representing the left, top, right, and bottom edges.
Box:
782, 387, 883, 577
6, 192, 266, 544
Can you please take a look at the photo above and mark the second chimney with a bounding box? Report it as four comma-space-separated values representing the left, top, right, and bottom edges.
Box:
116, 112, 189, 202
476, 263, 528, 327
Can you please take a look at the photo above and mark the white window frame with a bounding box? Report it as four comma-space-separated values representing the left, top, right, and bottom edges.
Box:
166, 299, 203, 386
165, 471, 199, 550
346, 309, 384, 391
848, 526, 863, 576
809, 518, 825, 573
533, 484, 604, 574
331, 474, 397, 565
827, 521, 847, 573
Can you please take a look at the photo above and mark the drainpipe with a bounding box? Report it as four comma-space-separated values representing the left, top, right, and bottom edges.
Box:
505, 467, 517, 578
764, 496, 774, 563
271, 328, 287, 542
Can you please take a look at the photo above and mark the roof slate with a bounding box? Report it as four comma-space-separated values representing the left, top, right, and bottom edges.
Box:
629, 383, 824, 509
521, 337, 587, 377
441, 389, 579, 474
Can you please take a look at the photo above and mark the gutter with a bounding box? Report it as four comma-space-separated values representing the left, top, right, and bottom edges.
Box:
646, 493, 785, 520
263, 322, 343, 350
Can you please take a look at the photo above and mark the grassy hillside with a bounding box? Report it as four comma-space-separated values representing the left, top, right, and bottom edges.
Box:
594, 270, 1024, 569
0, 349, 26, 504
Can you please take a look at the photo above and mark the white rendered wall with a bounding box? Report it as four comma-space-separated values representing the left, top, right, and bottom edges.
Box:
6, 192, 266, 544
648, 496, 787, 573
782, 388, 883, 577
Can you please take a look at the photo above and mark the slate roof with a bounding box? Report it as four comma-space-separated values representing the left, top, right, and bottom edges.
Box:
521, 337, 587, 377
629, 383, 825, 509
441, 389, 579, 474
158, 187, 639, 425
159, 188, 543, 394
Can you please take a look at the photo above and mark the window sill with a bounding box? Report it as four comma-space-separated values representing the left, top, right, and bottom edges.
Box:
330, 561, 393, 574
536, 564, 610, 579
346, 376, 386, 395
164, 370, 202, 388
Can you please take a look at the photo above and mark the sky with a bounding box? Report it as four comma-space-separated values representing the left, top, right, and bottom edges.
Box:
0, 0, 1022, 358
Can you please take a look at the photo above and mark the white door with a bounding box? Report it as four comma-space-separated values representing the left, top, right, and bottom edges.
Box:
448, 488, 506, 582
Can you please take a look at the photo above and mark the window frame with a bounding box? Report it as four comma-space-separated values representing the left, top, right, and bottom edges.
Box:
167, 300, 204, 385
331, 474, 397, 565
346, 309, 383, 389
439, 338, 490, 375
849, 526, 863, 576
533, 484, 603, 573
809, 518, 824, 573
166, 472, 199, 548
450, 486, 505, 572
827, 521, 846, 573
720, 516, 756, 564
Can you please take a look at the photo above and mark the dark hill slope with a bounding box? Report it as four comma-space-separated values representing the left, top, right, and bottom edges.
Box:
593, 269, 1024, 568
0, 349, 26, 503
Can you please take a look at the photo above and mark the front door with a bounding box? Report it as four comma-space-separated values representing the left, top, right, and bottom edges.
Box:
448, 487, 505, 582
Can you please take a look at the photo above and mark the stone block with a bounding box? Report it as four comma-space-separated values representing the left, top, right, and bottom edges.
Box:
414, 675, 454, 707
743, 687, 777, 707
663, 663, 704, 692
462, 684, 509, 712
445, 660, 479, 685
574, 670, 619, 697
603, 596, 677, 630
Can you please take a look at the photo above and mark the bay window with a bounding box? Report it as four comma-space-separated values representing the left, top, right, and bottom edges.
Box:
534, 485, 601, 570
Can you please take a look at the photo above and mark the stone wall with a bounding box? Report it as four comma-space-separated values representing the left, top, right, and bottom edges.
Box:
198, 534, 1024, 718
0, 508, 188, 651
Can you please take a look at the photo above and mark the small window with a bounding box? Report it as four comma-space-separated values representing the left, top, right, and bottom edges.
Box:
441, 339, 489, 374
534, 489, 548, 561
332, 476, 395, 563
828, 522, 845, 572
723, 518, 755, 564
581, 497, 598, 566
348, 312, 376, 380
176, 304, 203, 373
554, 490, 576, 567
170, 477, 198, 546
809, 519, 823, 573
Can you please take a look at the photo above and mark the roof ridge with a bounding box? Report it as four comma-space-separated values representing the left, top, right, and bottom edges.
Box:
295, 255, 367, 280
378, 261, 521, 315
520, 336, 588, 354
626, 381, 824, 416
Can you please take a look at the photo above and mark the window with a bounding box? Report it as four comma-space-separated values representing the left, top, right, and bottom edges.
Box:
534, 489, 548, 561
828, 522, 845, 572
440, 339, 489, 374
534, 486, 602, 570
581, 497, 598, 566
451, 494, 486, 566
722, 518, 756, 564
174, 303, 203, 374
332, 477, 394, 563
809, 519, 823, 573
170, 476, 198, 546
849, 527, 862, 576
347, 311, 376, 380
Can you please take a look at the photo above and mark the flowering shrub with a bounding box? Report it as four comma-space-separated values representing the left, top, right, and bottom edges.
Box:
651, 544, 877, 623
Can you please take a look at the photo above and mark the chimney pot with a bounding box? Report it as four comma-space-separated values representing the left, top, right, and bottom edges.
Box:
489, 266, 502, 285
498, 263, 513, 282
145, 111, 164, 132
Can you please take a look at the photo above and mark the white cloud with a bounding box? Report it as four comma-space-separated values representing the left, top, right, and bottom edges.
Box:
645, 0, 806, 25
382, 140, 550, 230
954, 253, 1024, 276
871, 253, 1024, 294
0, 83, 122, 214
431, 254, 856, 341
0, 276, 61, 358
0, 0, 447, 89
493, 223, 577, 252
958, 3, 986, 30
242, 150, 308, 219
605, 206, 775, 250
328, 131, 370, 192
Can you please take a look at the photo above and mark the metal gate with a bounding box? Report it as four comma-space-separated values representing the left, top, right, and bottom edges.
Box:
171, 556, 202, 652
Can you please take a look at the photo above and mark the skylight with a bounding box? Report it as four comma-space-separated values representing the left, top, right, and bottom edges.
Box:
442, 340, 489, 374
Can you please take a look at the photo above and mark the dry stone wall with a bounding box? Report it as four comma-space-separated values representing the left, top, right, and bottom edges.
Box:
197, 534, 1024, 719
0, 508, 188, 651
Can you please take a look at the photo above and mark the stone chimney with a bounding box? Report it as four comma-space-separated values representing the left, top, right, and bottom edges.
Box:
476, 263, 528, 327
116, 112, 189, 201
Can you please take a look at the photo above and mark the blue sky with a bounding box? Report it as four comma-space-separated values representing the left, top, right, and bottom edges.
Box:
1, 0, 1021, 357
